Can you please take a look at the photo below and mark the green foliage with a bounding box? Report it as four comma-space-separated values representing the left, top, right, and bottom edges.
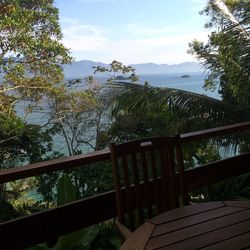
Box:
28, 174, 119, 250
56, 174, 77, 206
93, 60, 138, 84
182, 142, 221, 170
0, 3, 119, 246
36, 160, 114, 205
89, 223, 120, 250
108, 82, 250, 140
182, 134, 250, 202
48, 61, 137, 156
0, 115, 56, 169
49, 85, 116, 155
0, 0, 73, 167
0, 106, 60, 222
188, 0, 250, 109
77, 162, 114, 198
52, 226, 99, 250
0, 0, 72, 116
0, 199, 20, 222
27, 223, 120, 250
36, 171, 60, 204
105, 1, 250, 146
185, 0, 250, 201
49, 93, 98, 156
191, 173, 250, 203
0, 116, 59, 222
100, 110, 174, 145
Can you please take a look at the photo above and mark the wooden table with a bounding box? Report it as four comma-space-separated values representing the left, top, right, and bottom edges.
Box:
121, 201, 250, 250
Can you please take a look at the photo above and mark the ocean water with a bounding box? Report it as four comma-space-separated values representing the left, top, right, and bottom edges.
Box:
138, 72, 220, 100
18, 72, 219, 123
16, 72, 220, 155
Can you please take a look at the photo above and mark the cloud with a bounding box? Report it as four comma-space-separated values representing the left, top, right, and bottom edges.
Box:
101, 23, 209, 63
61, 20, 209, 64
79, 0, 128, 3
126, 23, 177, 38
99, 30, 209, 64
125, 32, 209, 47
61, 19, 107, 52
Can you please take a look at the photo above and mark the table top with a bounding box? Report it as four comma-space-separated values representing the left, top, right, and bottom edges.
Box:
121, 201, 250, 250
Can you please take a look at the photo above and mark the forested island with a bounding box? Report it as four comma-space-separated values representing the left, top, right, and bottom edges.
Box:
180, 74, 191, 78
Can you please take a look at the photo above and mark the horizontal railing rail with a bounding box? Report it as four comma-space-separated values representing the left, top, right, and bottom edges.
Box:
0, 190, 117, 249
1, 151, 250, 249
0, 121, 250, 248
0, 148, 110, 184
180, 120, 250, 143
2, 121, 250, 184
185, 152, 250, 191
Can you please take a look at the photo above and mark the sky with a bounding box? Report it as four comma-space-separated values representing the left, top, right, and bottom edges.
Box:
55, 0, 210, 64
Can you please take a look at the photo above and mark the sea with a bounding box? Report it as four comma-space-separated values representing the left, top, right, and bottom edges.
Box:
16, 72, 220, 155
16, 72, 220, 200
138, 72, 220, 99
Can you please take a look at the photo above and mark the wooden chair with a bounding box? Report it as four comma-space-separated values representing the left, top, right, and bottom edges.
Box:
176, 133, 189, 205
109, 136, 181, 238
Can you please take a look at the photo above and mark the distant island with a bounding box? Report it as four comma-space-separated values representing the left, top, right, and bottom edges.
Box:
180, 74, 191, 78
115, 75, 129, 80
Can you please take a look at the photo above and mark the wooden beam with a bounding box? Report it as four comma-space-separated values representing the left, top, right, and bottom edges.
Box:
0, 152, 249, 249
1, 121, 250, 185
180, 121, 250, 143
0, 149, 110, 184
1, 122, 250, 249
0, 190, 117, 249
184, 152, 250, 191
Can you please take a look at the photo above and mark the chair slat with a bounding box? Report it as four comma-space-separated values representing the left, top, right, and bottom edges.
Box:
109, 136, 181, 233
110, 142, 125, 224
150, 148, 161, 214
167, 146, 178, 209
131, 153, 144, 224
122, 154, 135, 230
176, 134, 188, 205
159, 146, 170, 211
141, 150, 153, 218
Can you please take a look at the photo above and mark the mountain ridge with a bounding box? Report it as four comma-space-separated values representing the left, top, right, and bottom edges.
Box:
63, 60, 203, 78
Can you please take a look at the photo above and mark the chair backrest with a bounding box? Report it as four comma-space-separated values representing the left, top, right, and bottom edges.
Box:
109, 136, 180, 231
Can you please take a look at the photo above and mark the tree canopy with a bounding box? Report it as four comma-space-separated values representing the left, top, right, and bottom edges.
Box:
93, 60, 138, 84
188, 0, 250, 108
0, 0, 72, 118
110, 0, 250, 137
0, 0, 77, 167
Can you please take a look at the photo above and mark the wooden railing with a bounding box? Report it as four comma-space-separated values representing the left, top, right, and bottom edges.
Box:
180, 121, 250, 143
1, 121, 250, 249
180, 121, 250, 191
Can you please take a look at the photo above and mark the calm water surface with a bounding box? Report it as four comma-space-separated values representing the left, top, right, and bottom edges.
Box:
139, 72, 220, 99
16, 72, 220, 154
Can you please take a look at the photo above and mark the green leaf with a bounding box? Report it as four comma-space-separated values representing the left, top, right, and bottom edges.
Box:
56, 174, 76, 206
53, 225, 99, 250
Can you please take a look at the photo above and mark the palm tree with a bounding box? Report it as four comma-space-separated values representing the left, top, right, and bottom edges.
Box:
109, 82, 250, 133
102, 1, 250, 175
110, 0, 250, 132
188, 0, 250, 108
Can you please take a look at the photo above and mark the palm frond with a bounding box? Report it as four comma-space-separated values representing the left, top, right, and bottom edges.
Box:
108, 82, 250, 129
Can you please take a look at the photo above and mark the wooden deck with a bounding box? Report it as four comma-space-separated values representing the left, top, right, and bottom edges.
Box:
121, 201, 250, 250
0, 121, 250, 249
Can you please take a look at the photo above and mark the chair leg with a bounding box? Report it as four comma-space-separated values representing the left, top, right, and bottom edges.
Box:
114, 219, 132, 241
